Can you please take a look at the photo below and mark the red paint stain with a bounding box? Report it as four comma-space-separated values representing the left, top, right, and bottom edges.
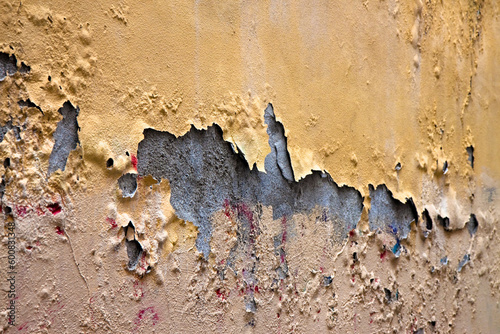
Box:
18, 322, 28, 330
133, 280, 145, 299
106, 217, 118, 229
15, 205, 29, 218
369, 312, 376, 324
380, 249, 387, 260
55, 226, 64, 235
215, 288, 229, 301
223, 199, 233, 219
139, 252, 148, 271
131, 154, 138, 170
349, 229, 356, 238
134, 307, 159, 328
47, 203, 62, 215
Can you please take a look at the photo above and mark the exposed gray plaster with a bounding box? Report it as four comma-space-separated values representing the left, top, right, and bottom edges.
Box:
118, 173, 138, 198
368, 184, 418, 240
0, 52, 17, 81
0, 121, 21, 143
0, 52, 30, 81
137, 103, 363, 258
48, 101, 80, 175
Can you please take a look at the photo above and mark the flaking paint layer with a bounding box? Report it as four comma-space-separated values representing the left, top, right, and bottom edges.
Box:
0, 1, 499, 333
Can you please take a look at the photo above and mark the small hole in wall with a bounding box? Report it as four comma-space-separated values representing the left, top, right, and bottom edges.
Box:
4, 206, 12, 215
384, 288, 392, 303
466, 146, 474, 169
48, 75, 51, 82
467, 214, 478, 236
125, 151, 130, 156
437, 215, 450, 231
106, 158, 114, 168
3, 158, 10, 168
395, 162, 402, 171
443, 161, 448, 174
422, 209, 432, 230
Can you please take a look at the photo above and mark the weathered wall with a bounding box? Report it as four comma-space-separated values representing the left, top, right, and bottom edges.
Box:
1, 1, 499, 333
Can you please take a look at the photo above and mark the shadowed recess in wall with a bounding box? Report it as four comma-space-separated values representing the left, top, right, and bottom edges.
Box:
0, 52, 30, 81
0, 121, 21, 143
137, 104, 364, 258
48, 101, 80, 175
118, 173, 138, 198
368, 184, 418, 241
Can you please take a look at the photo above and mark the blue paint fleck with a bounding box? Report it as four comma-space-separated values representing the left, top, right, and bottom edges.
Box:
457, 254, 470, 272
392, 239, 401, 258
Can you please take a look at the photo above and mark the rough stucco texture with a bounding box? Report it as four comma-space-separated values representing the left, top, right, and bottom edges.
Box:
0, 1, 500, 333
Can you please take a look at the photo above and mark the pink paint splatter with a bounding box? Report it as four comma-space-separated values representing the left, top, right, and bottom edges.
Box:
215, 288, 229, 301
15, 205, 29, 218
133, 280, 145, 299
349, 229, 356, 238
134, 307, 159, 329
106, 217, 118, 229
131, 154, 138, 170
47, 203, 62, 215
380, 249, 387, 261
55, 226, 64, 235
17, 321, 31, 331
223, 199, 233, 219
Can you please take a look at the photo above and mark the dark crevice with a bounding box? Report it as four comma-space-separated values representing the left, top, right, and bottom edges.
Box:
0, 52, 18, 81
19, 62, 30, 74
437, 215, 450, 231
467, 214, 478, 236
368, 184, 418, 240
125, 222, 143, 271
0, 53, 30, 81
106, 158, 114, 168
442, 161, 449, 174
0, 121, 21, 143
422, 209, 432, 231
466, 146, 474, 169
137, 103, 363, 258
48, 101, 80, 175
18, 99, 43, 114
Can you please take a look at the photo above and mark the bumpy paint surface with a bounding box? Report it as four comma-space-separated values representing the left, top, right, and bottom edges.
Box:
0, 1, 500, 333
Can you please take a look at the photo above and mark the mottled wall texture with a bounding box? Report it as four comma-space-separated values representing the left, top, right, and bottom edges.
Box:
0, 1, 499, 333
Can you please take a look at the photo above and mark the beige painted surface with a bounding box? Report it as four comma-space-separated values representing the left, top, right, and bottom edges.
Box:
0, 1, 499, 333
